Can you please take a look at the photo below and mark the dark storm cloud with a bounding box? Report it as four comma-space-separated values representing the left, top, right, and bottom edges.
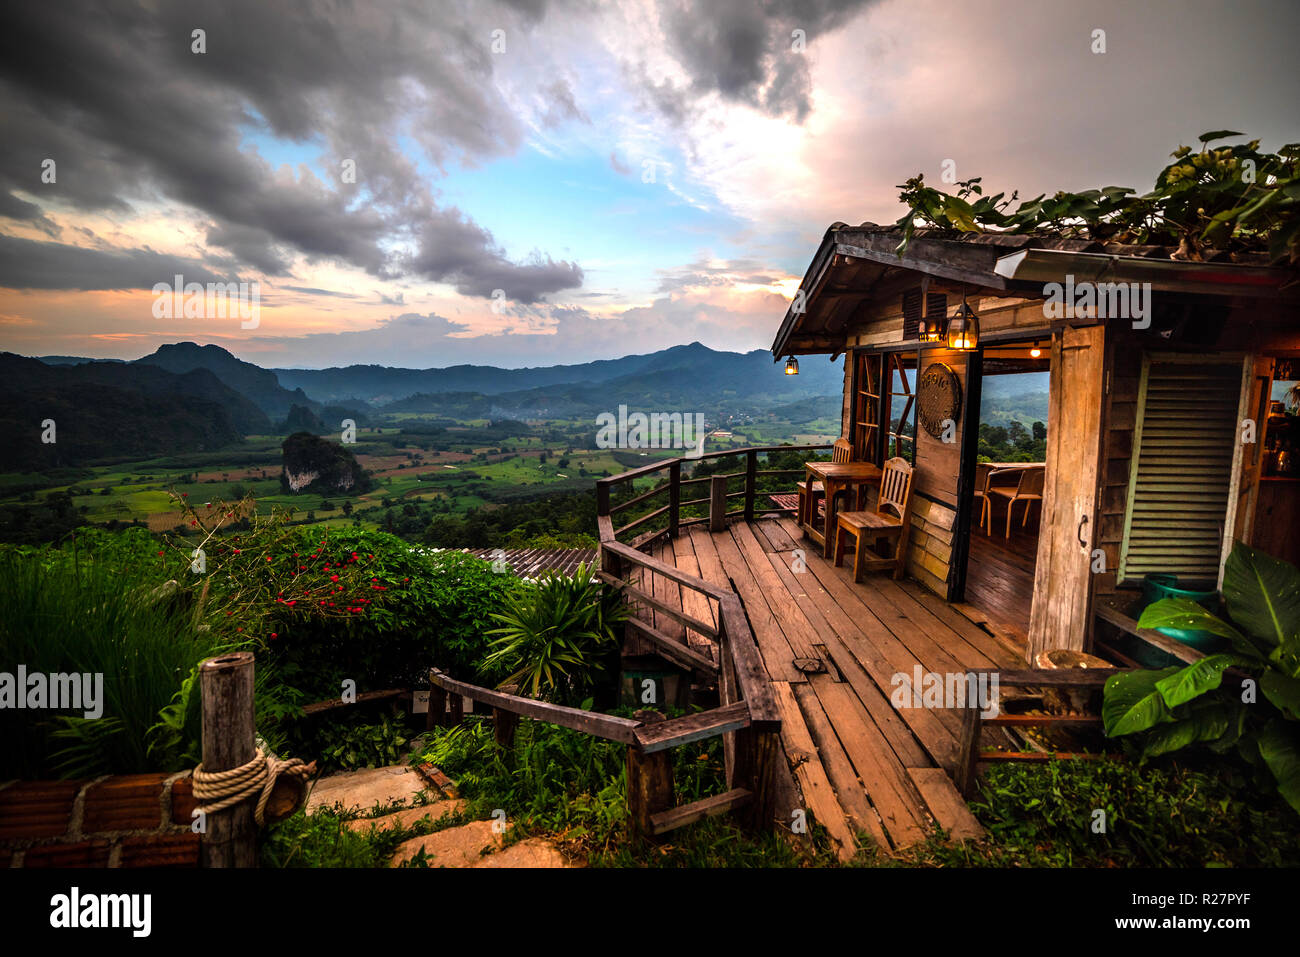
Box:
407, 208, 584, 302
0, 0, 583, 299
654, 0, 875, 121
0, 234, 233, 291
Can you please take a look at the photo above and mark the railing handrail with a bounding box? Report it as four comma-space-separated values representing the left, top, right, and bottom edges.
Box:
596, 443, 832, 493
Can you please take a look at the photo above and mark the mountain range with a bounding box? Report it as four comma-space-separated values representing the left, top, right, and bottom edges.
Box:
10, 341, 844, 468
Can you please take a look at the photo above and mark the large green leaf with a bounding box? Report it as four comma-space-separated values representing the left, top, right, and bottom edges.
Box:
1141, 698, 1240, 758
1258, 720, 1300, 815
1155, 654, 1253, 709
1221, 543, 1300, 648
1137, 597, 1238, 640
1103, 668, 1179, 737
1261, 670, 1300, 720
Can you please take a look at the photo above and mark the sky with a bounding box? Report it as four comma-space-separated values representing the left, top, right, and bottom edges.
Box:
0, 0, 1296, 369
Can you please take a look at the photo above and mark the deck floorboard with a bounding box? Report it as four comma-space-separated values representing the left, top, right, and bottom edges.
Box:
640, 516, 1028, 853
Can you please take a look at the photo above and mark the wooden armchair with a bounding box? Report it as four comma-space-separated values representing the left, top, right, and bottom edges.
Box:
798, 437, 852, 529
833, 456, 914, 581
988, 465, 1045, 538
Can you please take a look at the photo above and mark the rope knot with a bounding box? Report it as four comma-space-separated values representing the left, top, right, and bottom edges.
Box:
192, 749, 313, 826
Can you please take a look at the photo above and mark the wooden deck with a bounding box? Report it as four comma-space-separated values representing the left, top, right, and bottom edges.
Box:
634, 515, 1028, 856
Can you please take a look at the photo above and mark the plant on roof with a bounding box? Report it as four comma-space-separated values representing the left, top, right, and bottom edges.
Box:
894, 132, 1300, 264
1101, 543, 1300, 816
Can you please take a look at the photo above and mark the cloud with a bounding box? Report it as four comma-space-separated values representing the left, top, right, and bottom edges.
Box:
651, 0, 876, 122
407, 209, 584, 302
0, 234, 235, 291
0, 0, 582, 299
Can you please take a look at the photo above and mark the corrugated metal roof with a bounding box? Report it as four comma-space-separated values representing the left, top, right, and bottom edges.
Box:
463, 547, 597, 579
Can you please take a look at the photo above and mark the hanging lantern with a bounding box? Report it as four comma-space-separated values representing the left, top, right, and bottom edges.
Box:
784, 355, 800, 375
1029, 341, 1042, 358
946, 295, 980, 350
918, 311, 945, 342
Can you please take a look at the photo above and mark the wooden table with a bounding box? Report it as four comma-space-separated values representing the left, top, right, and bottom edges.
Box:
800, 461, 883, 558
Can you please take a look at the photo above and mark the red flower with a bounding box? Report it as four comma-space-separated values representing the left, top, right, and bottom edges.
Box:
270, 633, 278, 639
330, 575, 339, 582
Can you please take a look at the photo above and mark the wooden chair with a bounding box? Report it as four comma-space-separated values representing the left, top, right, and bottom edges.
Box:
798, 437, 852, 529
833, 457, 914, 581
987, 465, 1045, 538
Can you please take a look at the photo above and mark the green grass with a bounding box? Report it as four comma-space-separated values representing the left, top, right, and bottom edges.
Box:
0, 536, 230, 778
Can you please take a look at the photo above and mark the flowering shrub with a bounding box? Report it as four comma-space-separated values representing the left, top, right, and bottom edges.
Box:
161, 493, 519, 700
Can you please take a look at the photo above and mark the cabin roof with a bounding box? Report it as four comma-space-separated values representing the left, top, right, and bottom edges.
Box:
771, 222, 1298, 358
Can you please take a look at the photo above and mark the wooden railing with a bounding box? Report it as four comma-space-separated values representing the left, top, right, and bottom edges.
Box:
952, 668, 1126, 795
595, 443, 832, 549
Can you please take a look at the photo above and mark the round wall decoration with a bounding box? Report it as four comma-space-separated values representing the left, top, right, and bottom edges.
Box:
917, 362, 962, 438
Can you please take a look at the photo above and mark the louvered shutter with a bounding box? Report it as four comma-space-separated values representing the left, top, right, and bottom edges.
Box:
1118, 357, 1244, 587
902, 288, 922, 341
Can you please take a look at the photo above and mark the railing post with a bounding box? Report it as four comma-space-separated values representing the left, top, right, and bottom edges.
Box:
744, 449, 757, 522
954, 686, 983, 798
493, 706, 519, 752
428, 676, 447, 730
668, 460, 681, 539
710, 475, 728, 532
733, 725, 779, 832
199, 652, 258, 868
596, 480, 610, 518
626, 711, 674, 840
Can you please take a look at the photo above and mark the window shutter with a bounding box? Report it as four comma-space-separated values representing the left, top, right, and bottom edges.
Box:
1118, 358, 1243, 586
902, 289, 922, 341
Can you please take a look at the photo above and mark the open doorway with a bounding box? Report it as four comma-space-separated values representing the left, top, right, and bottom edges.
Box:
961, 340, 1050, 643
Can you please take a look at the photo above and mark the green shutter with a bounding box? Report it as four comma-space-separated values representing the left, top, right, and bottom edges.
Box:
1118, 357, 1243, 587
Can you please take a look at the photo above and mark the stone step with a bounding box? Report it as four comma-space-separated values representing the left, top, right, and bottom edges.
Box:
344, 801, 465, 833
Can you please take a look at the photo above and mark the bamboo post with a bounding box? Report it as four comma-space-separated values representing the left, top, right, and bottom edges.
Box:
199, 652, 258, 868
709, 475, 728, 532
626, 711, 674, 839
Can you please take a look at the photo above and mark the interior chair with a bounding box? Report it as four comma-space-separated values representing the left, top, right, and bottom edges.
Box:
798, 437, 852, 529
972, 462, 993, 534
832, 456, 914, 581
987, 466, 1045, 538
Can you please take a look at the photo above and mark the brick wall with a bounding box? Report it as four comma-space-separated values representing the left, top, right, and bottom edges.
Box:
0, 771, 200, 868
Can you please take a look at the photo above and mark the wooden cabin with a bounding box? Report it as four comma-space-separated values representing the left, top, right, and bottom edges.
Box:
771, 223, 1300, 662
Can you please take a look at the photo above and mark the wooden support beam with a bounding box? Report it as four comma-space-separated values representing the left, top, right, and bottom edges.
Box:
743, 449, 757, 522
199, 652, 258, 868
1095, 602, 1205, 665
624, 616, 719, 678
627, 711, 675, 840
633, 701, 750, 753
710, 475, 728, 532
953, 702, 982, 799
649, 789, 753, 836
429, 669, 642, 743
492, 706, 519, 750
427, 683, 446, 730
